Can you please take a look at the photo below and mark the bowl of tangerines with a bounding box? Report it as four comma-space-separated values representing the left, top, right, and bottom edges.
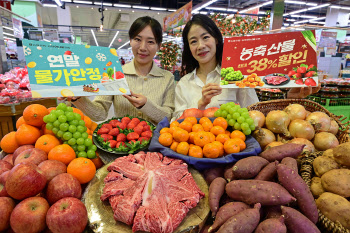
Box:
148, 116, 262, 170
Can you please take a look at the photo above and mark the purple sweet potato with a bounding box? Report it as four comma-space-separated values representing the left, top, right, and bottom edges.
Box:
281, 206, 320, 233
224, 163, 235, 182
259, 144, 305, 162
255, 161, 278, 181
281, 157, 298, 173
232, 156, 269, 179
226, 180, 295, 205
209, 177, 227, 217
208, 202, 249, 233
254, 216, 287, 233
217, 203, 261, 233
204, 167, 225, 185
277, 164, 318, 224
264, 205, 282, 219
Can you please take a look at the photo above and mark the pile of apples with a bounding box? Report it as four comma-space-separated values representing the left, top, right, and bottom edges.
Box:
0, 67, 32, 104
0, 145, 88, 233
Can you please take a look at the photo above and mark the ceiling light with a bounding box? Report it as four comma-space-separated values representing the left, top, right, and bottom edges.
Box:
3, 26, 14, 31
259, 11, 266, 14
132, 10, 134, 12
109, 31, 119, 48
295, 19, 309, 24
43, 4, 57, 7
240, 1, 273, 13
113, 4, 131, 8
310, 17, 326, 21
306, 3, 318, 6
193, 0, 218, 12
76, 5, 79, 8
103, 3, 112, 6
43, 39, 50, 42
73, 0, 90, 4
168, 9, 176, 12
342, 7, 350, 10
286, 18, 296, 21
119, 9, 121, 11
91, 29, 99, 46
91, 7, 93, 9
62, 0, 71, 2
105, 8, 107, 10
118, 41, 130, 50
308, 3, 330, 11
54, 0, 63, 6
151, 7, 166, 11
285, 1, 306, 5
330, 6, 341, 9
3, 32, 15, 37
132, 5, 149, 9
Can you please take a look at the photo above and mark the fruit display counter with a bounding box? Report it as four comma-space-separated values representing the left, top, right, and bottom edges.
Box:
0, 99, 350, 233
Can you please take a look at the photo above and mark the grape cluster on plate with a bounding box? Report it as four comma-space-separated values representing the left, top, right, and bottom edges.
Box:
220, 67, 243, 85
43, 103, 97, 159
214, 102, 255, 135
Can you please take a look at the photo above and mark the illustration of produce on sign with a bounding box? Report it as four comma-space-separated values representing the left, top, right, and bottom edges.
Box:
221, 30, 318, 89
22, 40, 130, 98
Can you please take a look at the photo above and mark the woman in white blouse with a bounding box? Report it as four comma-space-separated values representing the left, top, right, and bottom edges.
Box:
173, 14, 320, 120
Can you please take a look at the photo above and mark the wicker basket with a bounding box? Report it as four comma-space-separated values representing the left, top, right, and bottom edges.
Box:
247, 99, 350, 144
300, 152, 350, 233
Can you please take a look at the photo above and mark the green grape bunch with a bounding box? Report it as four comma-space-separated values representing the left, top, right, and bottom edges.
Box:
43, 103, 97, 159
220, 67, 244, 85
214, 102, 255, 136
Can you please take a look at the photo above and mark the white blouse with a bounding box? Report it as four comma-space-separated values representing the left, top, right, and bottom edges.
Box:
172, 65, 259, 121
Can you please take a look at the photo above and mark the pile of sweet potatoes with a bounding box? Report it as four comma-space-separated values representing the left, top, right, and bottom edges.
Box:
202, 143, 320, 233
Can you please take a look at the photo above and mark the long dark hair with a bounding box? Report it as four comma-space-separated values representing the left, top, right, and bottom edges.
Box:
181, 14, 223, 76
129, 16, 162, 46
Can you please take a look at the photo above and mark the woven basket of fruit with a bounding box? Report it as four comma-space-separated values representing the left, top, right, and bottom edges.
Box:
92, 116, 156, 158
247, 99, 350, 145
148, 117, 262, 170
300, 151, 350, 233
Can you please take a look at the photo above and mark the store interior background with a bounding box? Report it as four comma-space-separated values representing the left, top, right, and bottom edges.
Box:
0, 0, 349, 122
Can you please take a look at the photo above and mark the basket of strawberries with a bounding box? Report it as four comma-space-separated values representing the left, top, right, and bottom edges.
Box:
93, 115, 156, 155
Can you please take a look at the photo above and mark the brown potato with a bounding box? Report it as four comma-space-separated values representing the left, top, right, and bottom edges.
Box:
322, 149, 334, 159
316, 192, 350, 230
333, 142, 350, 167
310, 177, 325, 198
321, 169, 350, 197
313, 156, 339, 177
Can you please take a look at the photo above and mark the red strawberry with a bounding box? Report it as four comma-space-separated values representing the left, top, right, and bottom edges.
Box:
138, 137, 149, 143
143, 125, 151, 132
297, 67, 306, 74
116, 122, 126, 130
138, 121, 148, 127
141, 131, 152, 138
97, 127, 110, 135
294, 73, 302, 79
127, 122, 138, 130
305, 71, 315, 77
129, 140, 136, 143
307, 64, 315, 70
101, 124, 113, 131
109, 120, 120, 128
133, 125, 143, 136
295, 78, 304, 85
101, 134, 113, 142
288, 70, 296, 77
304, 78, 317, 86
127, 132, 139, 141
109, 140, 117, 148
116, 133, 126, 142
121, 117, 131, 125
108, 128, 120, 137
116, 142, 126, 148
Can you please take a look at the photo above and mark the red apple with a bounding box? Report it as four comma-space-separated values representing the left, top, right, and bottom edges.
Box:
46, 197, 88, 233
0, 161, 13, 176
0, 197, 15, 232
14, 148, 47, 166
46, 173, 82, 205
38, 160, 67, 182
183, 108, 204, 118
6, 163, 46, 200
0, 171, 10, 197
2, 154, 13, 165
13, 145, 35, 163
203, 107, 219, 118
10, 197, 49, 233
